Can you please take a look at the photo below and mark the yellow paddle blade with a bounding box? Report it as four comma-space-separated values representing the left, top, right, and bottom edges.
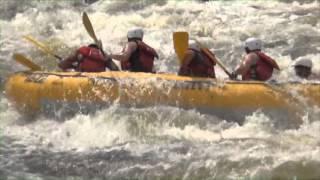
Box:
13, 53, 42, 71
173, 32, 188, 65
82, 12, 99, 44
23, 35, 62, 60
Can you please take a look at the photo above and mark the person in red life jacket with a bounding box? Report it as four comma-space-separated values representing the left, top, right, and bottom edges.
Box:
178, 40, 216, 78
231, 37, 280, 81
58, 44, 118, 72
110, 27, 159, 73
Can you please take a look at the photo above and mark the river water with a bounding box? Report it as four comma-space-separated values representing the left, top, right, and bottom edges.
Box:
0, 0, 320, 179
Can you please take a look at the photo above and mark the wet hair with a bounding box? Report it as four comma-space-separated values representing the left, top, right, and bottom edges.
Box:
128, 37, 142, 42
88, 44, 99, 49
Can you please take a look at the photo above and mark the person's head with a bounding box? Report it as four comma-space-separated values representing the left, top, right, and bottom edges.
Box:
244, 37, 262, 54
88, 43, 99, 49
188, 40, 200, 51
294, 57, 312, 79
127, 27, 144, 41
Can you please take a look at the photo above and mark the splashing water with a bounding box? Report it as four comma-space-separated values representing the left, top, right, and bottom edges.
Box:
0, 0, 320, 179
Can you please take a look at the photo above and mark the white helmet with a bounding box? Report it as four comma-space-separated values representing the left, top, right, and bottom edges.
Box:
244, 37, 262, 51
127, 27, 144, 39
294, 57, 312, 68
188, 40, 200, 51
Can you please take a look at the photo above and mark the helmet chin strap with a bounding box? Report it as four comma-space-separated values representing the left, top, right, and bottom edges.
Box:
245, 48, 261, 54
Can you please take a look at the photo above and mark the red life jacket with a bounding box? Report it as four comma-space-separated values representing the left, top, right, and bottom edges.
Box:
243, 52, 280, 81
77, 46, 107, 72
186, 48, 216, 78
121, 41, 158, 73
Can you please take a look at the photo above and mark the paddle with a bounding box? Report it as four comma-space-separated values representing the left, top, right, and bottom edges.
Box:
23, 35, 63, 61
195, 40, 232, 78
82, 12, 100, 47
173, 32, 189, 65
13, 53, 42, 71
82, 12, 119, 71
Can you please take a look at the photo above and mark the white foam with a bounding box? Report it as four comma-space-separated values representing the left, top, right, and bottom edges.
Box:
0, 3, 319, 177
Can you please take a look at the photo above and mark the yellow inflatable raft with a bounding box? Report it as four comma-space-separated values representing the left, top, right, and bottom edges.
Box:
5, 71, 320, 122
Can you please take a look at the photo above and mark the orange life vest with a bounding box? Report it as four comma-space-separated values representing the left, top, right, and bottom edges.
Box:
243, 52, 280, 81
185, 48, 216, 78
77, 46, 107, 72
121, 40, 158, 73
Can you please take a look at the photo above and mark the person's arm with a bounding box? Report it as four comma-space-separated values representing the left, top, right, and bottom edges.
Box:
234, 53, 257, 75
110, 42, 137, 62
58, 53, 78, 71
178, 50, 194, 75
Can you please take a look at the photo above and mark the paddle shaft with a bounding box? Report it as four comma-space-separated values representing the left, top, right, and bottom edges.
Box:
23, 35, 63, 61
195, 40, 232, 78
203, 48, 232, 78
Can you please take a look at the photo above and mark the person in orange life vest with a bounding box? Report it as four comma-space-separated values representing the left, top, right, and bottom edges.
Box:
178, 40, 216, 78
58, 44, 118, 72
231, 38, 280, 81
110, 27, 159, 73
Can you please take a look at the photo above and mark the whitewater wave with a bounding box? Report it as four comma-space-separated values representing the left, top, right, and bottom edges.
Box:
0, 0, 320, 179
